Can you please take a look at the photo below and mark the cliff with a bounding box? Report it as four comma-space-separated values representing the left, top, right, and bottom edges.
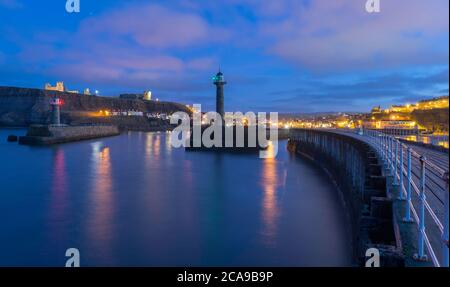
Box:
0, 86, 191, 130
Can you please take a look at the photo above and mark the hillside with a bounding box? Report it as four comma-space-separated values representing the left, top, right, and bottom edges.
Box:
0, 86, 191, 130
411, 108, 449, 133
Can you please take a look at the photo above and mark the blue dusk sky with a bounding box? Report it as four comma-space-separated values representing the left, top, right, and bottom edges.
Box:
0, 0, 448, 112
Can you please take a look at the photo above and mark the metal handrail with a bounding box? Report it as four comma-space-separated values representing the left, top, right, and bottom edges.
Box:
363, 129, 449, 267
409, 148, 447, 177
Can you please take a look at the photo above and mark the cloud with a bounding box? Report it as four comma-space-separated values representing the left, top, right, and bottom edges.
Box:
263, 69, 449, 112
76, 4, 228, 49
156, 0, 449, 72
7, 1, 450, 79
254, 0, 449, 71
1, 0, 448, 111
13, 3, 227, 94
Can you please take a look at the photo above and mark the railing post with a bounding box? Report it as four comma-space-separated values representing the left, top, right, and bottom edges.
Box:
398, 143, 404, 200
387, 136, 391, 171
378, 131, 381, 148
443, 171, 449, 267
393, 140, 399, 186
387, 136, 390, 161
390, 137, 395, 173
386, 135, 390, 164
377, 132, 381, 154
379, 132, 382, 153
403, 147, 413, 222
414, 156, 428, 261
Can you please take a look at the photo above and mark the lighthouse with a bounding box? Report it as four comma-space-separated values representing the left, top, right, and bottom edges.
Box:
213, 70, 226, 119
50, 97, 63, 126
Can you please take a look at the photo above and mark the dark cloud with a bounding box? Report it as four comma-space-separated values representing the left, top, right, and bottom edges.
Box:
262, 69, 449, 112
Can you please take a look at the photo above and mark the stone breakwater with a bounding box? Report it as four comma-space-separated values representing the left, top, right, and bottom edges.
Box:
18, 125, 120, 145
0, 86, 190, 130
288, 129, 405, 266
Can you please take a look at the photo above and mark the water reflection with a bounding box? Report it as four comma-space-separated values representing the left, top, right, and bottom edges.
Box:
145, 133, 154, 160
165, 131, 172, 155
51, 148, 67, 211
145, 133, 162, 159
49, 148, 68, 241
0, 129, 352, 266
88, 142, 114, 261
260, 142, 280, 246
154, 135, 161, 158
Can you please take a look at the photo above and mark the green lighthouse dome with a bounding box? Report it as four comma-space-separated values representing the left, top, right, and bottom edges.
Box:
213, 71, 225, 83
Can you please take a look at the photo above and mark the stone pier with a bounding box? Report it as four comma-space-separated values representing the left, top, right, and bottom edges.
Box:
288, 129, 405, 266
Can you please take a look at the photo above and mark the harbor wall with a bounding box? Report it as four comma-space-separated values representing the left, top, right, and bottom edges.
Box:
19, 125, 120, 145
288, 129, 404, 266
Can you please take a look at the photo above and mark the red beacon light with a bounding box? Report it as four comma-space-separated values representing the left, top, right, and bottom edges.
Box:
50, 97, 64, 106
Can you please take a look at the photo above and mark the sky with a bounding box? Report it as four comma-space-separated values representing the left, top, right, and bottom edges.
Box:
0, 0, 448, 112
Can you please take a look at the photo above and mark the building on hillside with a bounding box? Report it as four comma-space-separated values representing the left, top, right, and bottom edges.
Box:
363, 120, 418, 130
143, 91, 152, 101
389, 105, 414, 113
371, 106, 382, 114
417, 96, 449, 110
45, 82, 65, 92
44, 81, 82, 94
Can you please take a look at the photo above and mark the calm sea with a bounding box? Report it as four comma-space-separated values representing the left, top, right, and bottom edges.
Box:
0, 128, 351, 266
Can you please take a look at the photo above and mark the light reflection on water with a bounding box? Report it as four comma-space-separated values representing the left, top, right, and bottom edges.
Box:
261, 142, 280, 245
88, 143, 114, 262
48, 148, 68, 243
0, 129, 351, 266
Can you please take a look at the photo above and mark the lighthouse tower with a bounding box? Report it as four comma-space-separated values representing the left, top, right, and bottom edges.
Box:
213, 70, 226, 119
50, 97, 63, 126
